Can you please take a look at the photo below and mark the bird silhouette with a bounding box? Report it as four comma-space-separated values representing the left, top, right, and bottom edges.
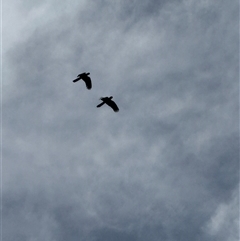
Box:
97, 96, 119, 112
73, 72, 92, 89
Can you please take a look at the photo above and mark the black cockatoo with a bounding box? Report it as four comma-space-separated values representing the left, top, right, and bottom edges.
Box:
97, 96, 119, 112
73, 72, 92, 89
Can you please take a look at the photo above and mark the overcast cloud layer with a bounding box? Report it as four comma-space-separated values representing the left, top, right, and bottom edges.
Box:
2, 0, 239, 240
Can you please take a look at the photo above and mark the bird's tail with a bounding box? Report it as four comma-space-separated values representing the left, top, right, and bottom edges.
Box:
97, 102, 105, 108
73, 78, 80, 82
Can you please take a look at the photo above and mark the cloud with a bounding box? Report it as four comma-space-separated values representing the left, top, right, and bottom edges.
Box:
3, 0, 239, 240
204, 188, 239, 241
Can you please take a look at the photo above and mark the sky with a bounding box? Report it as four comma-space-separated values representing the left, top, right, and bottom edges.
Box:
2, 0, 239, 240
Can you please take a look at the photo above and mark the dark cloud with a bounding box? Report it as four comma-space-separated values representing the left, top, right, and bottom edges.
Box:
3, 0, 239, 240
91, 228, 138, 241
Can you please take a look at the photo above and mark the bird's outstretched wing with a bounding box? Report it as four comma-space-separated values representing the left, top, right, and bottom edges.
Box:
82, 76, 92, 89
106, 100, 119, 112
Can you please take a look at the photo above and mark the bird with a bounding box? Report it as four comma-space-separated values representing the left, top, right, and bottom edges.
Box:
73, 72, 92, 89
97, 96, 119, 112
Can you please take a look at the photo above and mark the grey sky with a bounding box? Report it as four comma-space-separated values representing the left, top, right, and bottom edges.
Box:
2, 0, 239, 240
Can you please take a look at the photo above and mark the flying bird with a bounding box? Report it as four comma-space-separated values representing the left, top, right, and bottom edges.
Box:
73, 72, 92, 89
97, 96, 119, 112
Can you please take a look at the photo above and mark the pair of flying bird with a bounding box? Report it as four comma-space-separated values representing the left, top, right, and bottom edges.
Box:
73, 72, 119, 112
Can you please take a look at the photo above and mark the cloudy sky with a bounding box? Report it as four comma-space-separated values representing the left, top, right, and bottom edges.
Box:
2, 0, 239, 240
